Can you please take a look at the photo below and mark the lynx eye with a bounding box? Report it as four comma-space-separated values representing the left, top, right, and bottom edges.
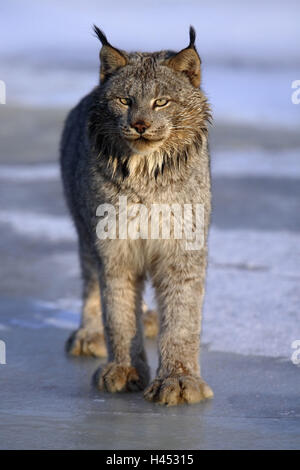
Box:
154, 98, 169, 108
119, 97, 131, 106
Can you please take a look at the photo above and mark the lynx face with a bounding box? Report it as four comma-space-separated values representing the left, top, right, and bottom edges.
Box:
101, 60, 210, 157
106, 76, 172, 153
92, 27, 210, 159
103, 62, 197, 154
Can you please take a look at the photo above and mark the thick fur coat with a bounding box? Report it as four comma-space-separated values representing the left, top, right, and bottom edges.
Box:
60, 26, 213, 405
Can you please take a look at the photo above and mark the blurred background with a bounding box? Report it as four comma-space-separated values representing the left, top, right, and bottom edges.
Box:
0, 0, 300, 358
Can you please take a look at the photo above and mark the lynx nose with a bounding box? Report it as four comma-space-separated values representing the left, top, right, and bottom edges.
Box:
131, 120, 150, 134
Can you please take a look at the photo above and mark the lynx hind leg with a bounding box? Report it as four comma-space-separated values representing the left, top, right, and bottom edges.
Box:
142, 301, 159, 338
66, 240, 107, 358
66, 281, 107, 357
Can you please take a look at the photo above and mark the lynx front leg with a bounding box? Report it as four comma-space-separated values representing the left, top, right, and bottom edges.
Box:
94, 269, 150, 393
144, 250, 213, 405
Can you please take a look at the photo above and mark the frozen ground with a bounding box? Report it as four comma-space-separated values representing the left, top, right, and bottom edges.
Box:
0, 0, 299, 450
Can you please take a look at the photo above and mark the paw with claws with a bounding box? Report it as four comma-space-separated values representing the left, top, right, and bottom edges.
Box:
94, 362, 150, 393
144, 375, 213, 406
66, 328, 107, 357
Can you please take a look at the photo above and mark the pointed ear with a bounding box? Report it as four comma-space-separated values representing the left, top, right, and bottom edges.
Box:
163, 26, 201, 87
93, 25, 127, 82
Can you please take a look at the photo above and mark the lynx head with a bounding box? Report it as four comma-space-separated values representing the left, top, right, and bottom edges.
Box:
90, 26, 211, 177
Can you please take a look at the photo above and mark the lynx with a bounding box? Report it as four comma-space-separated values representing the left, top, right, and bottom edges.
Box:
60, 26, 213, 405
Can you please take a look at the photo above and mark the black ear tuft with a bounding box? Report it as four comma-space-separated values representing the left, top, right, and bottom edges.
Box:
93, 25, 109, 46
189, 26, 196, 49
94, 26, 127, 83
163, 26, 201, 87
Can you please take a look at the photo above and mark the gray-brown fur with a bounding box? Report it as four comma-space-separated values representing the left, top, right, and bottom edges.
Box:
60, 26, 213, 405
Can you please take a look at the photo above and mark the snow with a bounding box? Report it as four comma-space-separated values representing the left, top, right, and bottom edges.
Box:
0, 164, 60, 181
211, 149, 300, 178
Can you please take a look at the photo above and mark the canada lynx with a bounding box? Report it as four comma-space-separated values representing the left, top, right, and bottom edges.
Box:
60, 26, 213, 405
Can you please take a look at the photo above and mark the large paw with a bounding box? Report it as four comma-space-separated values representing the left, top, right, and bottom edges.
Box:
66, 328, 107, 357
94, 362, 149, 393
144, 375, 213, 406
